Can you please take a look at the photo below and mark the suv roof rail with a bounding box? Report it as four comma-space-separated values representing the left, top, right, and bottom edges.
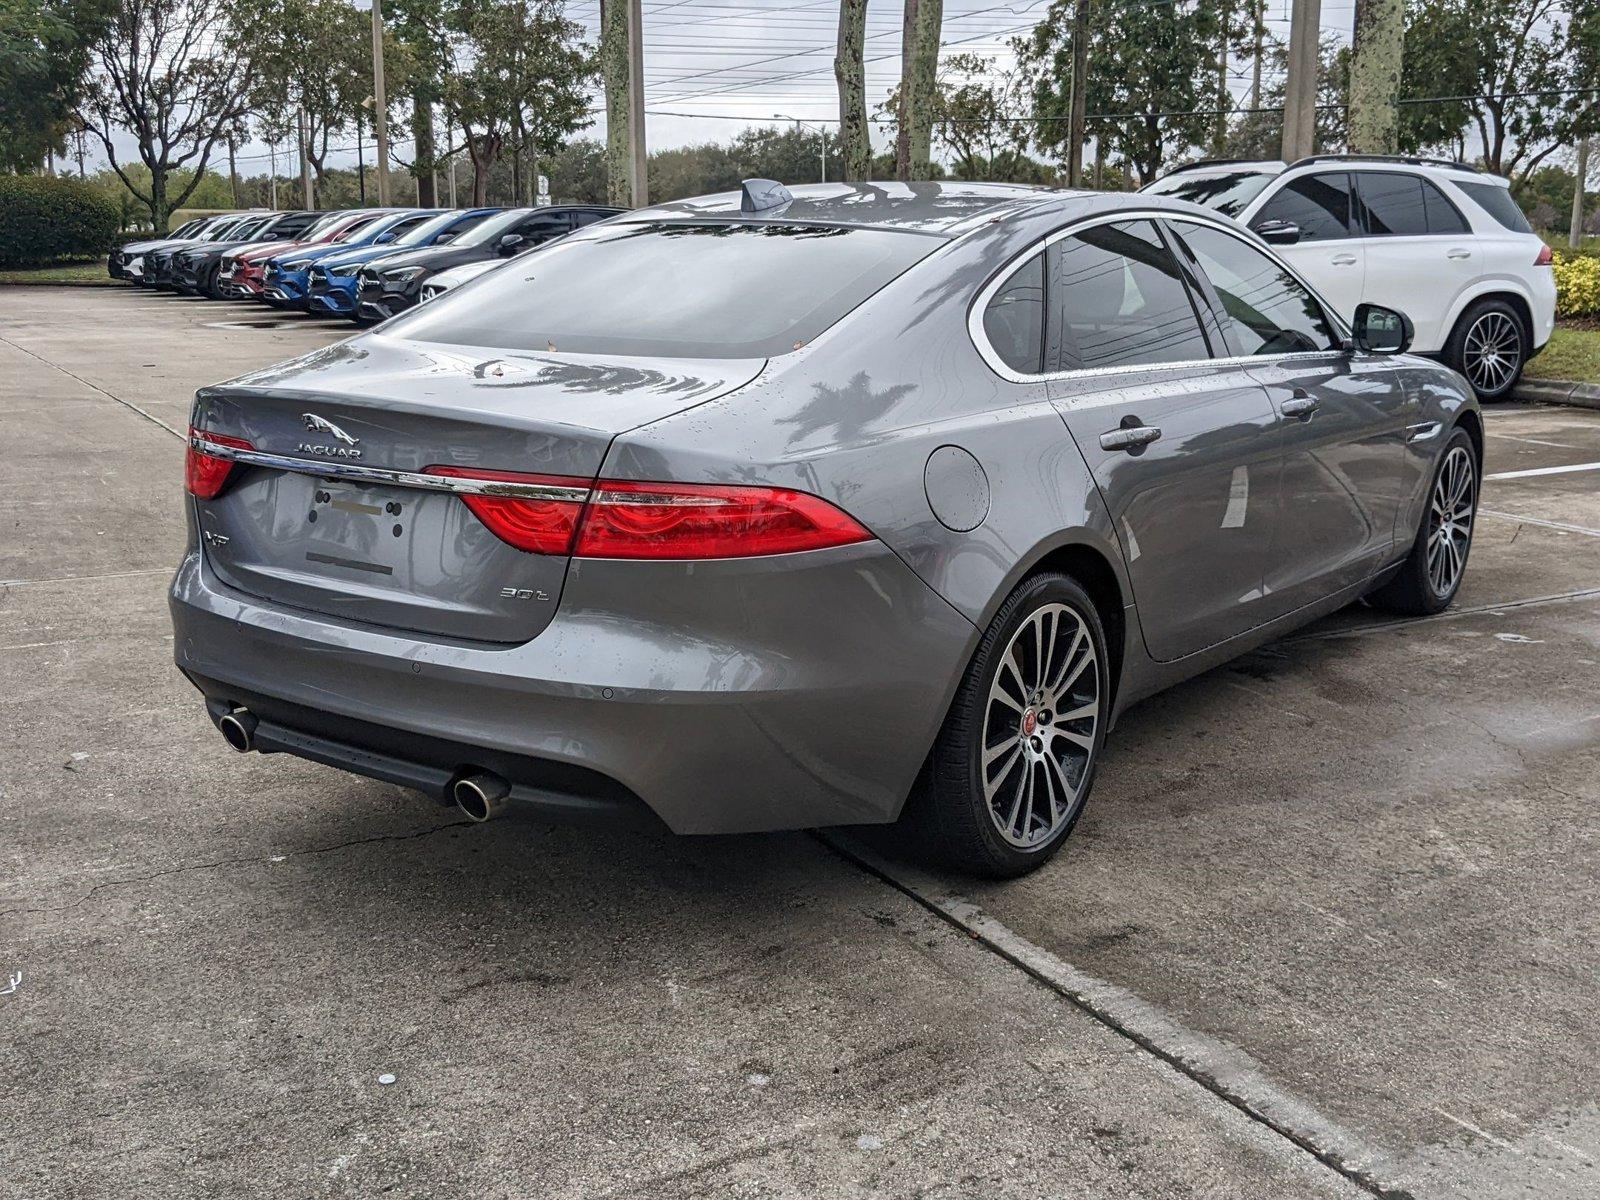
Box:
1161, 158, 1281, 179
1287, 154, 1482, 175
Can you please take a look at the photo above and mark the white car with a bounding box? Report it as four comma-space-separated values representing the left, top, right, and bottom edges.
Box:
1144, 155, 1557, 401
418, 257, 505, 304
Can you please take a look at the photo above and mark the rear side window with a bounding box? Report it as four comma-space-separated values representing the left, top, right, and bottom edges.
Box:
983, 252, 1045, 373
1170, 222, 1339, 356
1422, 182, 1470, 234
1253, 173, 1354, 242
1456, 182, 1534, 233
391, 222, 938, 359
1358, 173, 1440, 236
1048, 220, 1211, 371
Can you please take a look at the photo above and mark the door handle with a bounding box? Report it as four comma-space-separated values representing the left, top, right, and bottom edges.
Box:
1330, 254, 1358, 266
1281, 395, 1319, 419
1099, 423, 1163, 452
1447, 248, 1473, 260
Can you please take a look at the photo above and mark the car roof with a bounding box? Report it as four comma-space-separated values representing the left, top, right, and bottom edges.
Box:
625, 181, 1093, 236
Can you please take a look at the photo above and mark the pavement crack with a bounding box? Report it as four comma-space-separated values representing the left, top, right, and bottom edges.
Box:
0, 820, 469, 919
0, 333, 184, 438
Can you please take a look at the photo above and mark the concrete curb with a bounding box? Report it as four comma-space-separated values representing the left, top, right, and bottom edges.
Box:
1514, 378, 1600, 410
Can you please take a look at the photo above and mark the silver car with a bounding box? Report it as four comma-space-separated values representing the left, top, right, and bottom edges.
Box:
170, 181, 1480, 877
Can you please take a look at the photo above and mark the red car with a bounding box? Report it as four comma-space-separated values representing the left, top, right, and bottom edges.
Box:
217, 210, 392, 300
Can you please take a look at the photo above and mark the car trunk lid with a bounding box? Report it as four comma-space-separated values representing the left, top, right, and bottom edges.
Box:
191, 334, 764, 643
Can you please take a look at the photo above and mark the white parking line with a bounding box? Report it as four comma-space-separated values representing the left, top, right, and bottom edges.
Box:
1480, 509, 1600, 539
1485, 461, 1600, 480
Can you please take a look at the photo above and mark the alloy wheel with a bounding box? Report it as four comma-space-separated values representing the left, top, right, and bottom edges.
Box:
1428, 444, 1475, 598
1462, 312, 1522, 396
981, 603, 1100, 849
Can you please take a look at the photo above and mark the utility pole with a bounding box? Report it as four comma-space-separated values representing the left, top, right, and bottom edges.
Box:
601, 0, 630, 206
297, 108, 314, 208
357, 111, 367, 203
371, 0, 390, 205
627, 0, 647, 207
269, 143, 278, 208
1349, 0, 1404, 154
1574, 138, 1592, 251
1281, 0, 1322, 162
1067, 0, 1089, 187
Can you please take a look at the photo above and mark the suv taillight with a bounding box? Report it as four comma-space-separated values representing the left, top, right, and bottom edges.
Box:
422, 468, 873, 559
186, 429, 253, 499
1535, 244, 1554, 267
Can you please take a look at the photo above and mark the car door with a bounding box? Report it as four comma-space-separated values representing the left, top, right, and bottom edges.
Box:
1352, 171, 1477, 353
1165, 218, 1409, 617
1248, 171, 1366, 323
1037, 218, 1284, 662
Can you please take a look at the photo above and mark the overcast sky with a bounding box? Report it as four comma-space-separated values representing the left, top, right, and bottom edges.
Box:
83, 0, 1360, 183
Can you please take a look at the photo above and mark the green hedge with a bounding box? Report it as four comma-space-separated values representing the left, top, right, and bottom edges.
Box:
0, 175, 122, 266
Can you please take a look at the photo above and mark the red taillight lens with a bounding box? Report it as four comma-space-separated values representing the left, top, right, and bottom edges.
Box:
422, 466, 591, 554
186, 429, 253, 499
424, 467, 873, 560
1535, 244, 1554, 267
575, 480, 873, 560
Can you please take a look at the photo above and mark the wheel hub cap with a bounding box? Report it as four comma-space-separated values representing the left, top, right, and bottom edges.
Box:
1427, 444, 1476, 598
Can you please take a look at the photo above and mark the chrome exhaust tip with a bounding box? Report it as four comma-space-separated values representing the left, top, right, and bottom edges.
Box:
453, 772, 511, 822
218, 708, 257, 753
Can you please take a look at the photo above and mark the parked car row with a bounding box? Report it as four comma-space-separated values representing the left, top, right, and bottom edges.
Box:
108, 203, 623, 324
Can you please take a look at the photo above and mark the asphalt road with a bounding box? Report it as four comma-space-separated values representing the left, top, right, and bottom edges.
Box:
3, 285, 1597, 1199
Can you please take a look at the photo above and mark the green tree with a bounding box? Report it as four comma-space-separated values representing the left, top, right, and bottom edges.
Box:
1019, 0, 1219, 185
440, 0, 595, 205
1401, 0, 1587, 181
245, 0, 376, 201
879, 53, 1041, 182
0, 0, 111, 171
77, 0, 254, 232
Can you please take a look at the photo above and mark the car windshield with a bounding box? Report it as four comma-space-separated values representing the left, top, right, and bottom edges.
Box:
389, 221, 940, 359
301, 213, 346, 241
1144, 171, 1276, 216
394, 210, 468, 247
452, 208, 533, 247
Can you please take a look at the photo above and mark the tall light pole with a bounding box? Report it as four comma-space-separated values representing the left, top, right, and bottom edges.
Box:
1281, 0, 1322, 162
776, 115, 828, 183
370, 0, 390, 205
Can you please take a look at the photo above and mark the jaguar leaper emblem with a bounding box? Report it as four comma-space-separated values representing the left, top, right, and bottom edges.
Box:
302, 412, 359, 446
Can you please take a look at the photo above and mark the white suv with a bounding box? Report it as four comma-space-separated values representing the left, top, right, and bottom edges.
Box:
1143, 156, 1557, 401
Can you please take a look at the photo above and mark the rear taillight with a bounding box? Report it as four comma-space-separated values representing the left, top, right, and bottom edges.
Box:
422, 466, 591, 554
575, 480, 872, 559
422, 468, 873, 559
186, 429, 253, 499
1535, 244, 1554, 267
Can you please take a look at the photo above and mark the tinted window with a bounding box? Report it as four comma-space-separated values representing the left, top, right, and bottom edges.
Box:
574, 209, 616, 227
1143, 171, 1274, 217
1359, 173, 1429, 236
455, 208, 535, 247
983, 252, 1044, 373
1171, 222, 1339, 355
512, 212, 573, 244
1253, 173, 1353, 242
1049, 221, 1211, 371
392, 222, 937, 359
1456, 182, 1534, 233
1421, 181, 1470, 234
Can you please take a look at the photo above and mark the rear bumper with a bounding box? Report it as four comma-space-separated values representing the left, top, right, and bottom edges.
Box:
170, 539, 975, 835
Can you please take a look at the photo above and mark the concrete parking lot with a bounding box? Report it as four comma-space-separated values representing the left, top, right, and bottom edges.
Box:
3, 285, 1597, 1199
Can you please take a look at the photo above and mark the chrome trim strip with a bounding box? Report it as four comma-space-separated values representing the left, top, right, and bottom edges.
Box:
1407, 420, 1443, 443
189, 435, 592, 502
966, 207, 1353, 385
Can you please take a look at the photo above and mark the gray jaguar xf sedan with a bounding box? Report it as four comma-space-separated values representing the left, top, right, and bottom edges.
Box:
170, 180, 1480, 877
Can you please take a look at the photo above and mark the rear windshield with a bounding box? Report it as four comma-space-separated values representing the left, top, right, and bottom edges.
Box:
1455, 182, 1534, 233
1143, 171, 1275, 216
390, 222, 939, 359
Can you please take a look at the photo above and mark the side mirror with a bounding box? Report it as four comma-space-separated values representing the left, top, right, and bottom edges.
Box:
497, 233, 525, 255
1253, 219, 1302, 246
1353, 303, 1414, 355
432, 231, 458, 244
376, 231, 397, 244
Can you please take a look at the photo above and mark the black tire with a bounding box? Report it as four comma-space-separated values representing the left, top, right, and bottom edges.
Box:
1367, 428, 1477, 616
903, 572, 1109, 878
1445, 299, 1526, 403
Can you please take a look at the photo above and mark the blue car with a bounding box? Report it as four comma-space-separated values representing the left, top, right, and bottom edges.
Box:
306, 208, 502, 318
260, 209, 438, 309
